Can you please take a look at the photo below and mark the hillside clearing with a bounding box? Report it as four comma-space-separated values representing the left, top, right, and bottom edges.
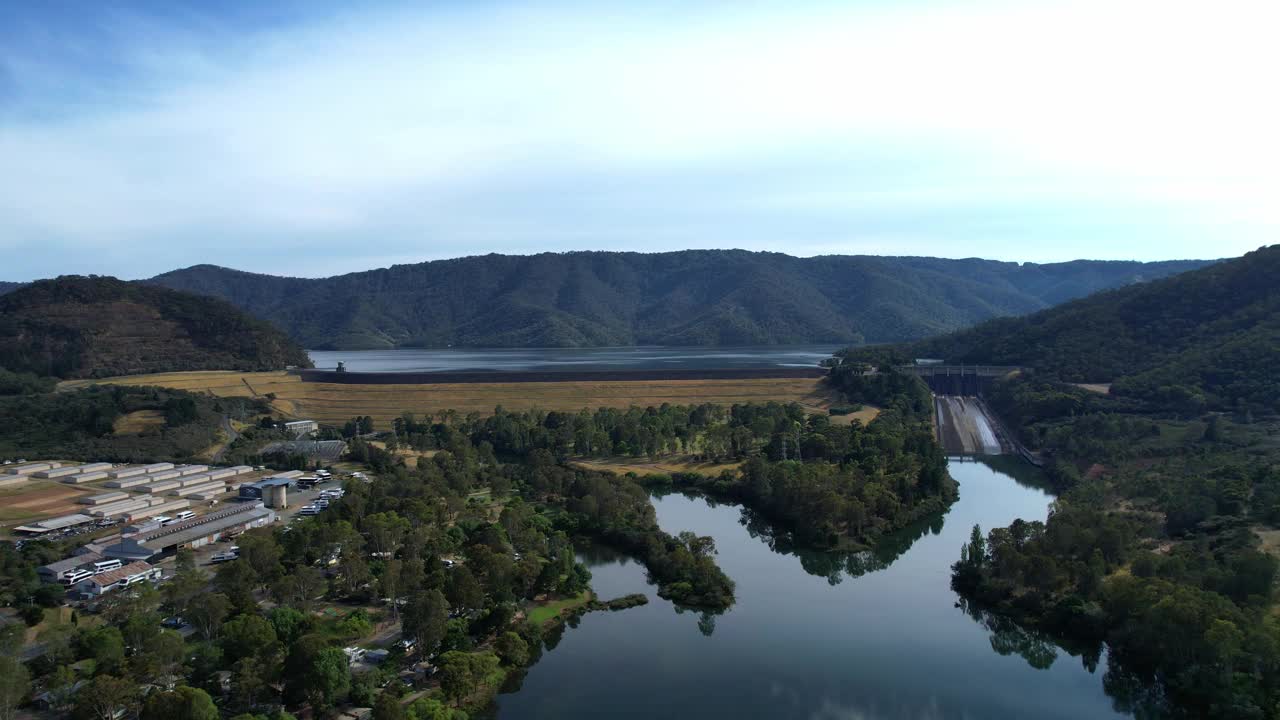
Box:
112, 409, 165, 434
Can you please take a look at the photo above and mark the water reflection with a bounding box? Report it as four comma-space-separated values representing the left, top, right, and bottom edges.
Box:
497, 460, 1127, 719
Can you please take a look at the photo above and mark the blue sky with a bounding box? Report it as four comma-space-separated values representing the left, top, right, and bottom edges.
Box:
2, 0, 1276, 281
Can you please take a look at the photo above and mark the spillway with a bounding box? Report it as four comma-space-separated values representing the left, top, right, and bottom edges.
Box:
935, 396, 1006, 455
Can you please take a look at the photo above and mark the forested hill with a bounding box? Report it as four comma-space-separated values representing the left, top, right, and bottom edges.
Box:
869, 244, 1280, 411
0, 281, 22, 295
147, 251, 1210, 350
0, 276, 313, 378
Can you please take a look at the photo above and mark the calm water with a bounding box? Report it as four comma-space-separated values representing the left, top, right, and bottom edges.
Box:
495, 459, 1126, 719
307, 346, 837, 373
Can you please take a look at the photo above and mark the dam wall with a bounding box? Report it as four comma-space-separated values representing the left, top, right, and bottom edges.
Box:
295, 367, 828, 385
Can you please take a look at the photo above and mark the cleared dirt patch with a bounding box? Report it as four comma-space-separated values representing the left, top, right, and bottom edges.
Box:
0, 481, 95, 526
1256, 528, 1280, 558
827, 405, 881, 425
66, 371, 839, 428
113, 409, 164, 434
1071, 383, 1112, 395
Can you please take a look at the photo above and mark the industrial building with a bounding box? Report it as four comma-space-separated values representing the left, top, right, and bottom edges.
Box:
5, 462, 59, 476
79, 491, 130, 506
38, 552, 105, 583
61, 470, 108, 484
284, 420, 319, 438
13, 514, 95, 536
34, 466, 83, 479
238, 477, 291, 507
101, 502, 276, 559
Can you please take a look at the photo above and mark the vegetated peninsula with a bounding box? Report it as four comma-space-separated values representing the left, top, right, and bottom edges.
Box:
0, 276, 313, 379
147, 250, 1211, 350
850, 245, 1280, 717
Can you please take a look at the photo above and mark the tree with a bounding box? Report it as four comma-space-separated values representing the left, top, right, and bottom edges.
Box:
230, 656, 272, 713
365, 512, 411, 557
237, 530, 285, 585
186, 592, 231, 640
272, 566, 326, 612
220, 614, 280, 664
437, 651, 499, 706
401, 588, 447, 656
133, 629, 186, 680
445, 566, 484, 612
373, 691, 406, 720
283, 635, 350, 712
42, 665, 79, 716
268, 606, 308, 645
72, 675, 138, 720
0, 656, 30, 720
495, 631, 529, 667
140, 686, 218, 720
75, 626, 125, 675
381, 558, 403, 619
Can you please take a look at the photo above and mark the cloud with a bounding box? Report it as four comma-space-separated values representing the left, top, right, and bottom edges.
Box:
1, 0, 1276, 279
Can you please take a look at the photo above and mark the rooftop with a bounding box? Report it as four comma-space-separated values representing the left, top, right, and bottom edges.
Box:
40, 552, 104, 575
86, 561, 153, 587
136, 503, 275, 549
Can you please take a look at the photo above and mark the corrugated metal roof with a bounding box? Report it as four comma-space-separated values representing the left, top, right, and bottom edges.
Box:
86, 561, 153, 587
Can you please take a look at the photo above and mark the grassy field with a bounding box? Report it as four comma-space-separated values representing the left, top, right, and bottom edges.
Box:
526, 590, 592, 625
62, 371, 844, 428
570, 456, 744, 477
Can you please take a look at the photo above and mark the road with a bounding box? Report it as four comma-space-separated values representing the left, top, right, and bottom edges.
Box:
211, 415, 239, 463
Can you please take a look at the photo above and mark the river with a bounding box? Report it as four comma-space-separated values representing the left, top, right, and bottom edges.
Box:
494, 458, 1126, 719
307, 346, 837, 373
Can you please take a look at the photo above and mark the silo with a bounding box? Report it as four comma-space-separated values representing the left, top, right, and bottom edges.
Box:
265, 484, 288, 509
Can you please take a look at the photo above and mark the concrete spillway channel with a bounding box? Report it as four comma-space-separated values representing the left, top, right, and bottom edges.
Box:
934, 396, 1011, 455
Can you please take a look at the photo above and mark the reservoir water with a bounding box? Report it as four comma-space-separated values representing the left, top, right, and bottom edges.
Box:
495, 458, 1125, 719
307, 346, 837, 373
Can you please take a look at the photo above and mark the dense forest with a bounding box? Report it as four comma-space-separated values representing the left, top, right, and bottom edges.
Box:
0, 276, 312, 379
870, 244, 1279, 413
0, 385, 265, 462
147, 251, 1209, 349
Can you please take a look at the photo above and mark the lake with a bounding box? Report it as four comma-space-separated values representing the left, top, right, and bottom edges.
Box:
307, 346, 838, 373
493, 458, 1126, 719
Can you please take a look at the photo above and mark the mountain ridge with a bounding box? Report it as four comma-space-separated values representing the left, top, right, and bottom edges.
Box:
146, 250, 1213, 350
854, 244, 1280, 411
0, 276, 313, 378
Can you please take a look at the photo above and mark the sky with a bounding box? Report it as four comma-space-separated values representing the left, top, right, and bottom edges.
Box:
1, 0, 1277, 281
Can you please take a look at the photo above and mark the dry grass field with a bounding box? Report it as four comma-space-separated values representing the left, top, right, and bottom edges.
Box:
570, 456, 744, 477
828, 405, 881, 425
0, 480, 93, 523
112, 409, 165, 434
62, 371, 846, 428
